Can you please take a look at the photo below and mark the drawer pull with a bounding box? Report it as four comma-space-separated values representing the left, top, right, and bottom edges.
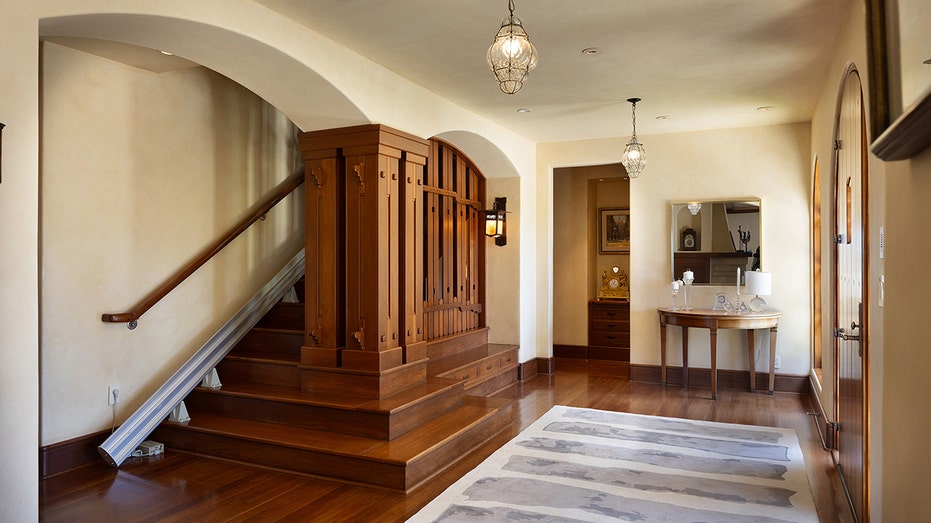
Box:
606, 323, 616, 328
485, 365, 493, 370
607, 335, 616, 340
606, 311, 617, 316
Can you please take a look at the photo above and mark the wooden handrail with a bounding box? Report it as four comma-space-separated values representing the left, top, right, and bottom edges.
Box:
102, 170, 305, 328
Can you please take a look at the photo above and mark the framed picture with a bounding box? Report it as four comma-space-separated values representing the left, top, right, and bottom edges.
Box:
599, 208, 630, 253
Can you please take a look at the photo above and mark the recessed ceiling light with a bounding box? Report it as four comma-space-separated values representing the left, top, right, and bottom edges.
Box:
581, 47, 603, 55
517, 108, 533, 113
924, 58, 931, 65
655, 115, 669, 120
158, 50, 174, 56
757, 106, 774, 112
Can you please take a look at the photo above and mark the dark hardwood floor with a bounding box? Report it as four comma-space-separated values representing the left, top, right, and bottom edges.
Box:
40, 360, 853, 522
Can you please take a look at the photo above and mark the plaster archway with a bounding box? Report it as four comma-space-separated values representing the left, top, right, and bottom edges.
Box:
39, 13, 367, 132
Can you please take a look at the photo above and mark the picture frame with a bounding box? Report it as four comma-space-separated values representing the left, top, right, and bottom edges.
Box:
867, 0, 931, 160
599, 208, 630, 253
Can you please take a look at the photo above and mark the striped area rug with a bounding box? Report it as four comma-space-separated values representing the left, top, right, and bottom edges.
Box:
410, 406, 818, 522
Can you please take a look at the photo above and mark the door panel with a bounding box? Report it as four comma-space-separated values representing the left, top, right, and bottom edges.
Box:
833, 67, 868, 522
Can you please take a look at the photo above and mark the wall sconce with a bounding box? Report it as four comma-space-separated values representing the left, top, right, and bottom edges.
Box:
485, 197, 507, 246
687, 202, 701, 215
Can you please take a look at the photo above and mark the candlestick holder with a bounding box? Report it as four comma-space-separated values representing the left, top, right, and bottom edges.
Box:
670, 281, 682, 310
682, 276, 694, 310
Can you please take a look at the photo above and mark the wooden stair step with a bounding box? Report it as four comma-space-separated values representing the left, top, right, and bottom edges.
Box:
255, 302, 304, 330
184, 377, 466, 440
230, 328, 303, 356
152, 396, 513, 492
216, 353, 301, 389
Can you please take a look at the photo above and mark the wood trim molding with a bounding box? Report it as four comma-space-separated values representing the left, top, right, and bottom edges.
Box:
629, 364, 808, 394
808, 375, 836, 450
871, 90, 931, 160
518, 357, 554, 380
40, 430, 111, 479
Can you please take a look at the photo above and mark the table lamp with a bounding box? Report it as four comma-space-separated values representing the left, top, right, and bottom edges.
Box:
745, 270, 772, 312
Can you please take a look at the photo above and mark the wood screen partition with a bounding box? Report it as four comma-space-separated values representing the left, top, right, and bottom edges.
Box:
296, 127, 487, 399
423, 140, 486, 341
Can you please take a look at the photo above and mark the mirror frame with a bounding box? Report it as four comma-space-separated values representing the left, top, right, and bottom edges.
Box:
670, 198, 761, 285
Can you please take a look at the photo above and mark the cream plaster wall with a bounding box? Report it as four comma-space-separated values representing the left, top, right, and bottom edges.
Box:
485, 177, 521, 347
539, 123, 812, 375
0, 4, 41, 520
40, 41, 304, 445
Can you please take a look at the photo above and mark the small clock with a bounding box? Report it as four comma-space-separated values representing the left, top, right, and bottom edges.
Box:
597, 266, 629, 300
681, 227, 697, 251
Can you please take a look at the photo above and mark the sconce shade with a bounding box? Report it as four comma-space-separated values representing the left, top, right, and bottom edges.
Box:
484, 197, 507, 246
745, 271, 772, 296
687, 202, 701, 215
485, 210, 504, 237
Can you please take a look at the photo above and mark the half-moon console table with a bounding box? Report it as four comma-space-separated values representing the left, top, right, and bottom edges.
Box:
657, 308, 782, 399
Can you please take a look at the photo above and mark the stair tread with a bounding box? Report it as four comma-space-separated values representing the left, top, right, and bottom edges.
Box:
198, 377, 463, 414
171, 396, 510, 464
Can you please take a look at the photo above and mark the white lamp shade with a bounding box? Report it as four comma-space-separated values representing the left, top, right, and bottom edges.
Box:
745, 271, 772, 296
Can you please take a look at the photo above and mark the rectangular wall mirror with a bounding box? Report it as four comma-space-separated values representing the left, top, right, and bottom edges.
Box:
670, 199, 761, 284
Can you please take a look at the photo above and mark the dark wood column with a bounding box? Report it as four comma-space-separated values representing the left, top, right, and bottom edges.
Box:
297, 125, 429, 398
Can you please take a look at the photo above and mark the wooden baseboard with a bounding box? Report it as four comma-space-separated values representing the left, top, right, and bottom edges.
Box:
553, 344, 630, 362
629, 364, 808, 394
518, 357, 554, 380
40, 429, 110, 479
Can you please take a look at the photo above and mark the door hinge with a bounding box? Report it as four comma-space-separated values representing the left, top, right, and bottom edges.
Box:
833, 422, 842, 432
834, 234, 844, 244
833, 139, 842, 150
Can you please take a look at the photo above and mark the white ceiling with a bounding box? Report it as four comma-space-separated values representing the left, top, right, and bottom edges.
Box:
47, 0, 853, 144
255, 0, 851, 142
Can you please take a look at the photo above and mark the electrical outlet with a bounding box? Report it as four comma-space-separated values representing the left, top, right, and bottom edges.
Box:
774, 355, 781, 370
108, 385, 120, 406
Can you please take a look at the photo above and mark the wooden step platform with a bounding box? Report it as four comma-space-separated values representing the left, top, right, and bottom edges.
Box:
182, 377, 467, 440
152, 396, 513, 492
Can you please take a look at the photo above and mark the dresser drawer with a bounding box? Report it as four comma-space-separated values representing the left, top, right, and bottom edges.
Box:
478, 357, 500, 377
499, 351, 517, 369
444, 364, 478, 382
588, 302, 629, 320
590, 318, 630, 332
590, 330, 630, 347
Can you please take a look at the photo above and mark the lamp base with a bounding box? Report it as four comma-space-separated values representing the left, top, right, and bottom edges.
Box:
749, 295, 767, 312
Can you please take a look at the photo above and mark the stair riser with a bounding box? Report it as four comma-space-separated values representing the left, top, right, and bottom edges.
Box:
255, 303, 304, 330
232, 330, 303, 356
216, 359, 300, 388
184, 382, 465, 440
151, 424, 407, 490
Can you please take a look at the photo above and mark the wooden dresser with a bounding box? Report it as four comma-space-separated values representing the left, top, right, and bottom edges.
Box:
588, 300, 630, 361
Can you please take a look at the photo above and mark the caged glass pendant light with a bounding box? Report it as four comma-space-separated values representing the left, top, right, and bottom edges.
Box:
486, 0, 538, 95
620, 97, 647, 179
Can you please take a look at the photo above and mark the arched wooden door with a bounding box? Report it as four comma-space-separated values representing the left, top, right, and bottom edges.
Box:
832, 65, 870, 522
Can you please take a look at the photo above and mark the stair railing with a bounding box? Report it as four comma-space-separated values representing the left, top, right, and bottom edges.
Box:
98, 248, 305, 467
101, 170, 305, 329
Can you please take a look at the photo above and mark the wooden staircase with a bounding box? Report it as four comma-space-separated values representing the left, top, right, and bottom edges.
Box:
152, 288, 518, 492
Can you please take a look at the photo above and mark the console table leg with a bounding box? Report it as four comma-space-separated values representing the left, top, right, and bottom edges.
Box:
681, 326, 689, 388
769, 326, 778, 395
709, 325, 717, 400
747, 329, 756, 392
660, 321, 667, 385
